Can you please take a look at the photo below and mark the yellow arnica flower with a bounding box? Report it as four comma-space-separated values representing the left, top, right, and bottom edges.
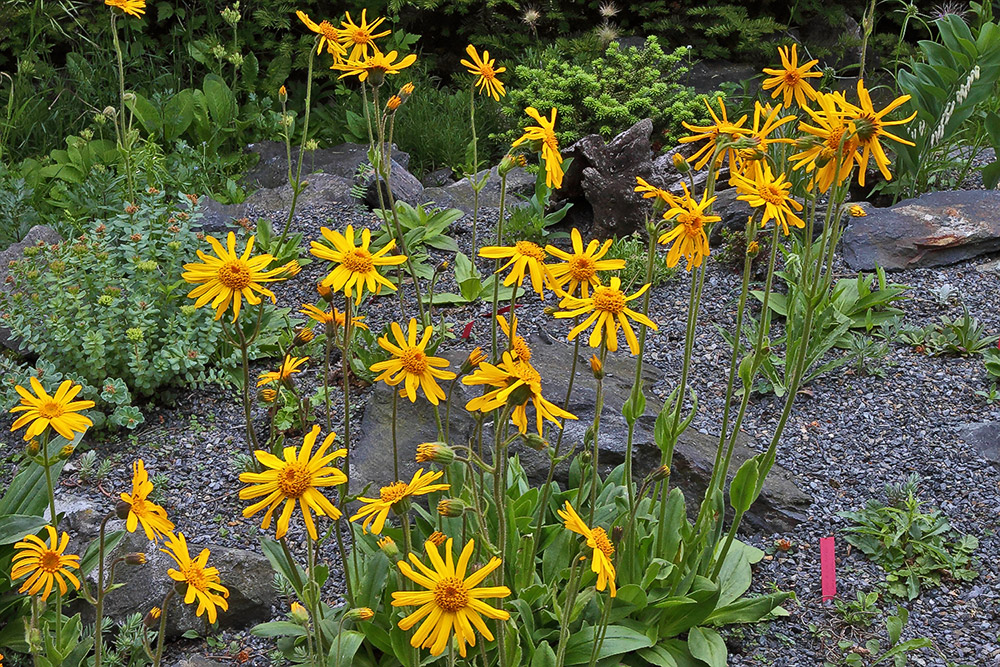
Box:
731, 162, 804, 235
257, 355, 308, 388
161, 532, 230, 624
512, 107, 564, 189
850, 79, 916, 186
239, 425, 347, 540
300, 304, 368, 331
461, 45, 506, 101
554, 277, 657, 355
369, 319, 457, 405
295, 11, 348, 61
557, 502, 616, 596
11, 526, 80, 601
761, 43, 822, 108
350, 469, 450, 534
791, 91, 859, 193
10, 378, 94, 442
338, 9, 391, 63
497, 313, 532, 362
463, 351, 577, 435
119, 460, 175, 542
634, 177, 676, 208
335, 50, 417, 83
392, 538, 510, 657
659, 183, 719, 271
735, 102, 796, 176
105, 0, 145, 18
546, 228, 625, 299
479, 240, 550, 297
310, 225, 407, 305
680, 97, 750, 171
183, 233, 289, 322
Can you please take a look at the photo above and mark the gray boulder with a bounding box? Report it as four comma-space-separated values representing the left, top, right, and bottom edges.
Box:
362, 160, 425, 209
842, 190, 1000, 270
421, 166, 535, 214
959, 422, 1000, 466
197, 197, 250, 234
244, 141, 410, 189
245, 172, 355, 214
0, 225, 63, 353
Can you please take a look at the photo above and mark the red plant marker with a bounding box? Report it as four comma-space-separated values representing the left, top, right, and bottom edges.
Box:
461, 321, 474, 340
820, 536, 836, 602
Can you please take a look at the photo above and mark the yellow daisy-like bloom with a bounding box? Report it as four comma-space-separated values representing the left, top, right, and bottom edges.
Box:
337, 9, 391, 63
791, 91, 860, 192
105, 0, 145, 18
479, 240, 550, 297
350, 469, 450, 534
850, 79, 916, 186
512, 107, 564, 189
460, 45, 506, 101
545, 228, 625, 299
680, 97, 750, 171
310, 226, 407, 305
634, 177, 676, 209
119, 460, 175, 542
554, 277, 657, 355
295, 11, 348, 61
497, 313, 532, 362
392, 538, 510, 657
734, 102, 797, 177
161, 532, 230, 624
10, 378, 94, 442
239, 425, 347, 540
658, 183, 720, 271
182, 233, 289, 322
300, 304, 369, 331
11, 526, 80, 601
463, 352, 577, 435
731, 162, 805, 235
256, 355, 308, 388
761, 43, 822, 108
556, 502, 616, 597
849, 204, 867, 217
334, 50, 417, 83
369, 319, 457, 405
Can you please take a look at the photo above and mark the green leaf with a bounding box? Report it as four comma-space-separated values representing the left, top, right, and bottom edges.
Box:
531, 641, 557, 667
260, 537, 306, 597
706, 594, 790, 625
203, 74, 236, 127
0, 515, 49, 545
729, 458, 759, 514
327, 629, 364, 666
250, 621, 307, 638
163, 90, 195, 142
563, 624, 654, 665
125, 93, 162, 137
688, 626, 727, 667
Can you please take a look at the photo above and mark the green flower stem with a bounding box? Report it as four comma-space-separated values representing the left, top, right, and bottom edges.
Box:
490, 173, 509, 361
234, 319, 261, 466
554, 555, 582, 667
109, 13, 134, 202
469, 86, 480, 256
151, 588, 176, 667
323, 321, 334, 432
333, 518, 355, 607
444, 375, 459, 444
399, 514, 420, 667
276, 40, 316, 249
306, 534, 325, 656
588, 343, 609, 526
93, 511, 117, 667
391, 390, 399, 481
341, 298, 354, 497
587, 592, 614, 667
491, 403, 514, 667
39, 432, 65, 641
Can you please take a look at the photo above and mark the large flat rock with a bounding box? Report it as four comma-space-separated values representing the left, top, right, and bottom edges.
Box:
842, 190, 1000, 271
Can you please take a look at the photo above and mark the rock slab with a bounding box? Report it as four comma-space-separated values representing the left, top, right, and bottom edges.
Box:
959, 422, 1000, 465
842, 190, 1000, 271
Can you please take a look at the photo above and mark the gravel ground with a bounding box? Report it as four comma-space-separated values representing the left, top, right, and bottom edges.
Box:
2, 193, 999, 666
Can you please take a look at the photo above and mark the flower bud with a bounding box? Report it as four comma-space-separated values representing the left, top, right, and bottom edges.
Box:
520, 432, 548, 451
437, 498, 466, 517
386, 95, 402, 112
279, 85, 288, 103
461, 347, 487, 374
400, 82, 415, 96
116, 500, 133, 520
746, 240, 760, 257
289, 601, 309, 624
260, 388, 277, 403
317, 283, 334, 303
849, 204, 867, 218
498, 153, 521, 176
25, 439, 40, 456
143, 607, 162, 629
415, 442, 455, 465
293, 327, 315, 346
648, 464, 670, 482
377, 536, 399, 559
589, 354, 603, 379
347, 607, 375, 621
125, 552, 147, 565
282, 260, 301, 277
672, 153, 690, 174
427, 530, 447, 547
611, 525, 624, 542
57, 444, 75, 460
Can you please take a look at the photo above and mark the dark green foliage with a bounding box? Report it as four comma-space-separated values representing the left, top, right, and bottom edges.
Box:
686, 5, 786, 61
498, 37, 709, 147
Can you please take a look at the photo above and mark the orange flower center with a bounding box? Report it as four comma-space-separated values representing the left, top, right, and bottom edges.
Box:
277, 462, 311, 499
512, 336, 532, 362
591, 527, 615, 558
317, 21, 338, 41
515, 240, 546, 261
592, 286, 626, 314
181, 563, 209, 592
568, 255, 596, 282
758, 183, 786, 205
129, 497, 148, 517
542, 131, 559, 154
433, 576, 470, 612
509, 360, 541, 386
380, 481, 409, 504
218, 260, 252, 290
350, 27, 371, 45
37, 400, 64, 420
400, 348, 428, 375
342, 248, 374, 274
783, 70, 801, 86
39, 550, 62, 573
479, 63, 496, 79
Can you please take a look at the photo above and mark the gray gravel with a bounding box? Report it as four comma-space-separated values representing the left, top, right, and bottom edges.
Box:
2, 192, 999, 665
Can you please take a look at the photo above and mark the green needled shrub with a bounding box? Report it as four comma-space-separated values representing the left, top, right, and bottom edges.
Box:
498, 36, 709, 147
0, 189, 222, 425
